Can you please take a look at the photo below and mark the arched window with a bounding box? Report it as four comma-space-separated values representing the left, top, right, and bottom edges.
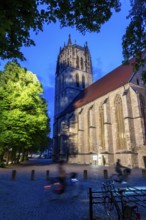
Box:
87, 107, 94, 152
76, 56, 79, 68
78, 109, 83, 131
99, 104, 105, 149
80, 57, 83, 69
82, 75, 85, 88
115, 95, 126, 150
76, 73, 79, 87
139, 94, 146, 138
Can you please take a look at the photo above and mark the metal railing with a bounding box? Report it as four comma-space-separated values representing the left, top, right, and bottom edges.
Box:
89, 180, 146, 220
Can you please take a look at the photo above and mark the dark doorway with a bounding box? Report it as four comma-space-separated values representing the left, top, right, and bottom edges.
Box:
143, 156, 146, 168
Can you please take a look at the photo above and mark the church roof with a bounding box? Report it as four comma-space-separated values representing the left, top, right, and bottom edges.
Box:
58, 51, 146, 117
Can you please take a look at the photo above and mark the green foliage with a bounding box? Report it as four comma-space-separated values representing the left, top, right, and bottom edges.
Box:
0, 0, 41, 60
0, 0, 122, 61
0, 162, 5, 168
47, 0, 121, 33
0, 0, 145, 67
122, 0, 146, 69
0, 62, 50, 159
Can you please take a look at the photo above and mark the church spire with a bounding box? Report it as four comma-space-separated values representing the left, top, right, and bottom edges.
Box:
84, 41, 89, 51
67, 34, 72, 45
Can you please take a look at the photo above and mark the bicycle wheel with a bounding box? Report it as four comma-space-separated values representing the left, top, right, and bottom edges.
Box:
104, 196, 115, 217
110, 174, 122, 183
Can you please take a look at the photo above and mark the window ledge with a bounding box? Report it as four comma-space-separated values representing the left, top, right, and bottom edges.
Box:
116, 150, 136, 154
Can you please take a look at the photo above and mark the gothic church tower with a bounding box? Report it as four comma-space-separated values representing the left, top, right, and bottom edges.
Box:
54, 35, 93, 116
53, 35, 93, 160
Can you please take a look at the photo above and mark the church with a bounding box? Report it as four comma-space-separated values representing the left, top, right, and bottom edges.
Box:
53, 35, 146, 168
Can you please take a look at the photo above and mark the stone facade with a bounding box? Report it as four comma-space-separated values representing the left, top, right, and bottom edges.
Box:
53, 37, 146, 168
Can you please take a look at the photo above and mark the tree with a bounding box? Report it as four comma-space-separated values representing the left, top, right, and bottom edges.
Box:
0, 0, 145, 63
0, 62, 50, 164
122, 0, 146, 69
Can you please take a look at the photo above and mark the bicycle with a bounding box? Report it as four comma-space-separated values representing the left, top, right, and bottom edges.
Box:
111, 167, 131, 183
44, 172, 80, 198
102, 181, 141, 220
44, 177, 65, 194
102, 181, 121, 219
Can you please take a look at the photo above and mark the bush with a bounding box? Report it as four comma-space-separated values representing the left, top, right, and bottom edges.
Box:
0, 162, 6, 168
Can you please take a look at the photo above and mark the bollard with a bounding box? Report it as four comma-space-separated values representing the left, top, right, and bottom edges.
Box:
142, 169, 146, 178
103, 169, 108, 179
11, 170, 16, 180
46, 170, 50, 181
83, 169, 88, 179
31, 170, 35, 180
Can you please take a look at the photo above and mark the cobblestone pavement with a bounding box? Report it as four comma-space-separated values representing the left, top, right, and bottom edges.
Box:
0, 159, 146, 220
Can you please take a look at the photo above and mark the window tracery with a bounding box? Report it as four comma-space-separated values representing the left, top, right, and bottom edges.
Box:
139, 94, 146, 139
115, 95, 126, 150
99, 104, 105, 149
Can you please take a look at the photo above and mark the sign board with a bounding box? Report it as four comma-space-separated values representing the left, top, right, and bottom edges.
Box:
93, 155, 98, 161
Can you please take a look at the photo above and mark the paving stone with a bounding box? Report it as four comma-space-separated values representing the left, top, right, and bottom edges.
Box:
0, 161, 146, 220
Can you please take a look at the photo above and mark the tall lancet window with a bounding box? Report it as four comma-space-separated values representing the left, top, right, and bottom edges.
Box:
80, 57, 83, 69
76, 56, 79, 68
139, 94, 146, 139
99, 104, 105, 149
76, 73, 79, 87
115, 95, 126, 150
78, 109, 84, 131
82, 75, 85, 88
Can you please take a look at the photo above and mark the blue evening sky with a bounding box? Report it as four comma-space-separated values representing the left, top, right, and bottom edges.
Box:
0, 1, 130, 137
